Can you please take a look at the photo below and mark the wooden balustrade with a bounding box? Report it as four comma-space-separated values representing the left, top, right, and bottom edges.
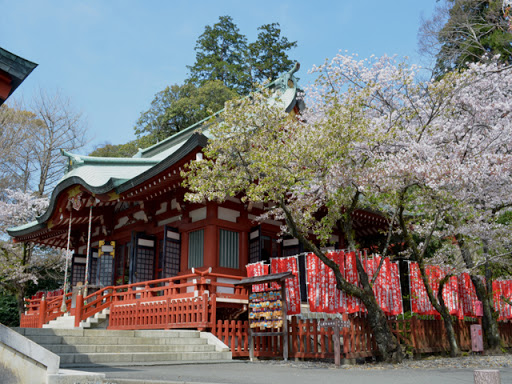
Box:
108, 293, 216, 331
20, 292, 73, 328
213, 316, 512, 359
20, 269, 246, 329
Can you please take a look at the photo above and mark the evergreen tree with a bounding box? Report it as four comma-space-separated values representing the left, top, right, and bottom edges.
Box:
248, 23, 298, 83
134, 80, 238, 142
187, 16, 251, 94
419, 0, 512, 76
124, 16, 298, 150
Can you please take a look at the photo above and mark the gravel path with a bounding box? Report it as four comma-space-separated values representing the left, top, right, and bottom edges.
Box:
255, 353, 512, 370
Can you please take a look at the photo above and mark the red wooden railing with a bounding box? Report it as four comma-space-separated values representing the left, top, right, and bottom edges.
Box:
20, 268, 247, 330
109, 293, 215, 330
213, 316, 512, 359
20, 292, 73, 328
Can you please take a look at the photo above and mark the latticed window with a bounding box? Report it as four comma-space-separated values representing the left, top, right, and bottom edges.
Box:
71, 255, 86, 286
98, 254, 114, 286
188, 229, 204, 269
249, 226, 261, 264
89, 251, 98, 285
219, 229, 239, 269
164, 240, 180, 276
134, 237, 155, 282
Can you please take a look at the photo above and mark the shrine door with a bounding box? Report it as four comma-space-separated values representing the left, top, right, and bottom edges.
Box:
130, 233, 157, 284
159, 226, 180, 278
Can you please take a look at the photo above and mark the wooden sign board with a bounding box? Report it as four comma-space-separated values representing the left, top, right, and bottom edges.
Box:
317, 315, 350, 366
318, 318, 350, 330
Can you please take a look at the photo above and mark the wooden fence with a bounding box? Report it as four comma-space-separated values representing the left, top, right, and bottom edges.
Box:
109, 293, 216, 330
213, 316, 512, 359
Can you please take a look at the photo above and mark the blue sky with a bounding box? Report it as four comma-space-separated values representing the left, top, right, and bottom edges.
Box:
1, 0, 438, 153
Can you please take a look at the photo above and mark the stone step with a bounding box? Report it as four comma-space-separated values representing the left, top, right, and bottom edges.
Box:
15, 327, 232, 368
18, 328, 134, 337
26, 334, 208, 346
59, 351, 232, 367
44, 343, 217, 354
19, 328, 200, 338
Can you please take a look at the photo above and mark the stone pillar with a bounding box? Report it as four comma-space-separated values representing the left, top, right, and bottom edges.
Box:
474, 370, 500, 384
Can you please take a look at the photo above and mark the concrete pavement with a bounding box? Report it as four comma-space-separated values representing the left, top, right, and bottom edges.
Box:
79, 361, 512, 384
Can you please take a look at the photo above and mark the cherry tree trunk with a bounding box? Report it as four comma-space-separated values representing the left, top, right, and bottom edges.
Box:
471, 276, 501, 351
360, 290, 402, 362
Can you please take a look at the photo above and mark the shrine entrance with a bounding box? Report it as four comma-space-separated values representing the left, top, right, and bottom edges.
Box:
130, 233, 157, 283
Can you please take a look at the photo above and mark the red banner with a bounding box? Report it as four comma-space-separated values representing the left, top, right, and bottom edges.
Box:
246, 262, 269, 292
390, 262, 404, 316
458, 273, 478, 318
306, 252, 402, 316
365, 256, 403, 316
345, 251, 361, 313
409, 263, 464, 317
409, 263, 436, 315
306, 251, 348, 313
493, 280, 512, 321
271, 256, 301, 315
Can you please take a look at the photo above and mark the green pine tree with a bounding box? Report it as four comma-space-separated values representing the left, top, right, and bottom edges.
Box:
248, 23, 297, 83
187, 16, 251, 94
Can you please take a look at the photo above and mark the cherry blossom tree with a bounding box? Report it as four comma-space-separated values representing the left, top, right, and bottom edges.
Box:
0, 190, 65, 315
184, 53, 512, 360
368, 59, 512, 353
184, 62, 406, 362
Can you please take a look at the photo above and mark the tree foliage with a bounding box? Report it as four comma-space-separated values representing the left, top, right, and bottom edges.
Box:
187, 16, 251, 94
0, 104, 40, 194
248, 23, 298, 83
0, 90, 88, 196
0, 190, 65, 316
0, 90, 86, 318
127, 17, 297, 149
134, 80, 238, 141
184, 53, 512, 359
419, 0, 512, 75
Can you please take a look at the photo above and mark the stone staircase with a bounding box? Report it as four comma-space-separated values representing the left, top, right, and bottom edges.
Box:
15, 328, 232, 368
42, 309, 109, 329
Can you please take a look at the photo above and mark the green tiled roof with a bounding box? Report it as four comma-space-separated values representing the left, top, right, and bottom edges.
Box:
61, 149, 160, 187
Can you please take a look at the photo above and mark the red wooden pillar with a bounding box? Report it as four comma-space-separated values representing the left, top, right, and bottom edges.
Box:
204, 224, 217, 268
39, 297, 47, 328
238, 211, 249, 273
74, 291, 84, 328
181, 231, 189, 273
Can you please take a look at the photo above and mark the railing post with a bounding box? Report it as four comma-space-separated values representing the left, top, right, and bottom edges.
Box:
199, 292, 208, 330
39, 295, 47, 328
410, 316, 417, 352
74, 289, 83, 328
210, 294, 217, 328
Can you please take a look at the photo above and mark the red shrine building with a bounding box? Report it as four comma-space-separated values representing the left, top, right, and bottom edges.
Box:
9, 64, 389, 329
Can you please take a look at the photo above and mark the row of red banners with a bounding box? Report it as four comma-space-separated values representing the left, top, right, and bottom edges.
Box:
246, 256, 512, 320
247, 251, 404, 316
409, 264, 479, 318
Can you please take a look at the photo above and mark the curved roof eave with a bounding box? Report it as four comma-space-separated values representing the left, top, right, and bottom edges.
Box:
117, 132, 208, 193
7, 132, 209, 238
7, 175, 126, 237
